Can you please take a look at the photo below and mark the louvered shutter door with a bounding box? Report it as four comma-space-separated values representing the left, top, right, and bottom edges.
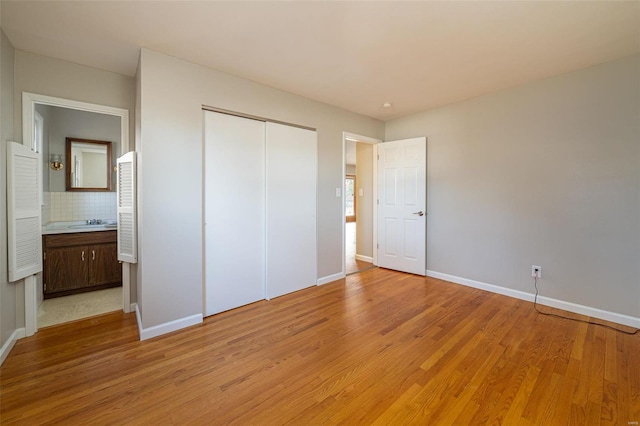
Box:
117, 151, 137, 263
7, 142, 42, 282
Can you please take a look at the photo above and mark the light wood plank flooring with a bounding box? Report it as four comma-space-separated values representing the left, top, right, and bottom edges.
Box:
1, 268, 638, 425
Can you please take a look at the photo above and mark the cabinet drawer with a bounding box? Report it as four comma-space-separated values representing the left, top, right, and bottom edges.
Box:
43, 230, 117, 248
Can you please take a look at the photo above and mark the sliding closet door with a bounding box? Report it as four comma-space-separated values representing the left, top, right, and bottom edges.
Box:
266, 122, 317, 299
204, 111, 266, 316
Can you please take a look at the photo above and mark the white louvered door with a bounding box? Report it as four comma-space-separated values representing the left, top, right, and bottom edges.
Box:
117, 151, 137, 263
7, 141, 42, 282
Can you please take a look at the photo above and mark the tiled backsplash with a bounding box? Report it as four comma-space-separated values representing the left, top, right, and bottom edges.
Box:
43, 192, 117, 223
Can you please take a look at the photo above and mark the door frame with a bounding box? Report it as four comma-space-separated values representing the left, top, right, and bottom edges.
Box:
341, 132, 382, 276
22, 92, 131, 337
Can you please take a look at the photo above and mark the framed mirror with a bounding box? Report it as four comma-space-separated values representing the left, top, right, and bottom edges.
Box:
65, 137, 112, 191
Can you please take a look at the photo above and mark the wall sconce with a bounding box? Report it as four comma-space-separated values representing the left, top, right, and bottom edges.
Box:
50, 154, 64, 171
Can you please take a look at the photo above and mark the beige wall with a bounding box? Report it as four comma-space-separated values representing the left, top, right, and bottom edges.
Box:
385, 54, 640, 318
138, 49, 384, 329
1, 29, 16, 351
46, 107, 121, 192
13, 50, 135, 149
355, 142, 374, 258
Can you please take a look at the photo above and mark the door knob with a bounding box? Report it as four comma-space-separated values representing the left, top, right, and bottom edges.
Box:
413, 211, 425, 216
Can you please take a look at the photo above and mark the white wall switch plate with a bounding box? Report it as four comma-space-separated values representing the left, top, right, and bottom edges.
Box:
335, 188, 341, 197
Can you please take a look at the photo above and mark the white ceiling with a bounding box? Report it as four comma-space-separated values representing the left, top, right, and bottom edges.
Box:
2, 1, 639, 121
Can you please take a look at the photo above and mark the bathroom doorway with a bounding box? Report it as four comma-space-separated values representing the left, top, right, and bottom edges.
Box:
22, 92, 131, 336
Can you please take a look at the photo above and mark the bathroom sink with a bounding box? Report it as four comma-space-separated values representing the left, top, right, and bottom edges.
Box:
42, 221, 117, 234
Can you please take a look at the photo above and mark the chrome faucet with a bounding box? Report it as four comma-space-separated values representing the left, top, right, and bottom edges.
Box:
86, 219, 103, 225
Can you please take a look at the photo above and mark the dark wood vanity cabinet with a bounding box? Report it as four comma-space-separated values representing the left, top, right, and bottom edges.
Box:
43, 231, 122, 298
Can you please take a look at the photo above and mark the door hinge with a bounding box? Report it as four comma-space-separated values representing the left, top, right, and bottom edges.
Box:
44, 283, 47, 292
43, 252, 46, 260
377, 243, 379, 249
377, 199, 379, 205
377, 154, 379, 160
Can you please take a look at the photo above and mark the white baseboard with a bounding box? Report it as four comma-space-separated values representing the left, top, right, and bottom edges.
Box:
426, 270, 640, 329
135, 304, 203, 341
130, 303, 137, 313
355, 254, 374, 263
317, 272, 345, 286
0, 328, 26, 366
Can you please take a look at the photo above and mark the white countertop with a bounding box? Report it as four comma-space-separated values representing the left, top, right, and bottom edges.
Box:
42, 220, 117, 235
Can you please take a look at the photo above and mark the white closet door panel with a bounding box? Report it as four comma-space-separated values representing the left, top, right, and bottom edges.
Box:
266, 122, 317, 299
204, 112, 266, 316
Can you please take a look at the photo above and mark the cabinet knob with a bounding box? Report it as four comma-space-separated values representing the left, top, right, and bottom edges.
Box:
82, 251, 85, 261
92, 250, 96, 260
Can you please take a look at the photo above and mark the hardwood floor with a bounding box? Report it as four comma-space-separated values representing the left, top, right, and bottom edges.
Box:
1, 268, 638, 425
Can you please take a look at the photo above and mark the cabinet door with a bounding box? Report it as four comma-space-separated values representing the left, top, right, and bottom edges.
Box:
89, 243, 122, 286
44, 246, 88, 294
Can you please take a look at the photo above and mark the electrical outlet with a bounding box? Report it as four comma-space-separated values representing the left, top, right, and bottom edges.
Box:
531, 265, 542, 279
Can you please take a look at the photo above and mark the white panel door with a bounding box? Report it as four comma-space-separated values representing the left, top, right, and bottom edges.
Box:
377, 137, 426, 275
204, 112, 266, 316
266, 122, 317, 299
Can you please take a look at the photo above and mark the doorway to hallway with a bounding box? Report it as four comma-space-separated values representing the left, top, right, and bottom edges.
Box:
345, 222, 374, 274
343, 132, 379, 276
